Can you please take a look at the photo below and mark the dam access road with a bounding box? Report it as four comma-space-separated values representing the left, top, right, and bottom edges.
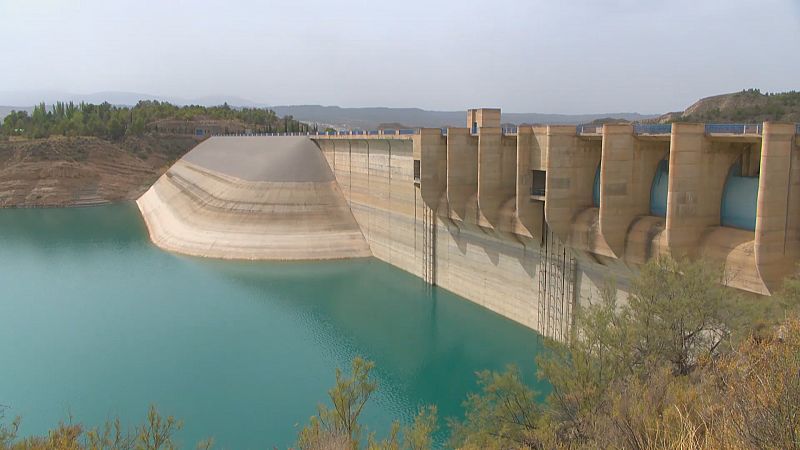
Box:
137, 109, 800, 340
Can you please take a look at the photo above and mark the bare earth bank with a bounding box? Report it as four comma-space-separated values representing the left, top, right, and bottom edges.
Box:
0, 135, 201, 207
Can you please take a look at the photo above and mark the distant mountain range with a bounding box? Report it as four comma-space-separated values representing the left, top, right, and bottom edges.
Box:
0, 106, 30, 119
269, 105, 657, 129
0, 90, 658, 128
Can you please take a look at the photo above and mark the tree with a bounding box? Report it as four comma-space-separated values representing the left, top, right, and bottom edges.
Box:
297, 357, 437, 450
366, 406, 437, 450
1, 100, 303, 140
86, 112, 107, 137
298, 357, 376, 449
66, 111, 85, 137
84, 417, 135, 450
135, 405, 183, 450
129, 116, 146, 136
392, 406, 437, 450
536, 283, 631, 445
0, 405, 192, 450
448, 366, 543, 450
510, 257, 733, 448
108, 117, 126, 140
626, 256, 729, 376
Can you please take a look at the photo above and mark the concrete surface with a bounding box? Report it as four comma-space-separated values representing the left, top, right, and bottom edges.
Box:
137, 136, 371, 260
137, 108, 800, 339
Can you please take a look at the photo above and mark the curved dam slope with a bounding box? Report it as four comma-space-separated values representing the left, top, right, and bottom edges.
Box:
136, 136, 371, 260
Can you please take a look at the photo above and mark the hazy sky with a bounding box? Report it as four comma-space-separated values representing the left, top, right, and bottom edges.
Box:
1, 0, 798, 113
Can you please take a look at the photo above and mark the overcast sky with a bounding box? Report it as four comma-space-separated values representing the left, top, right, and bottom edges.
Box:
0, 0, 798, 113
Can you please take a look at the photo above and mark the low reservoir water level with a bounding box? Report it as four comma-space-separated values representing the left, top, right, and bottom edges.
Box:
0, 204, 547, 448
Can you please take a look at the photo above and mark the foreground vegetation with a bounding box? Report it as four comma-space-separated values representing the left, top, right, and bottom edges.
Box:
1, 101, 309, 140
2, 257, 799, 449
447, 258, 800, 450
0, 405, 209, 450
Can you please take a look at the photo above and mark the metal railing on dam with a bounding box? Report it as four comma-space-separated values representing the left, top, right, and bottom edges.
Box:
633, 124, 673, 135
576, 124, 604, 135
213, 122, 798, 138
212, 126, 520, 137
705, 123, 762, 135
576, 122, 769, 136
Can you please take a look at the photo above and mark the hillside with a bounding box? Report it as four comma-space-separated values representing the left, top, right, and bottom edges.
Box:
657, 89, 800, 123
0, 134, 199, 207
0, 100, 313, 207
2, 101, 310, 140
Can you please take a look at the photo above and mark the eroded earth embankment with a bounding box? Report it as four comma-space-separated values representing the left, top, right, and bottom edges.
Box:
0, 135, 199, 207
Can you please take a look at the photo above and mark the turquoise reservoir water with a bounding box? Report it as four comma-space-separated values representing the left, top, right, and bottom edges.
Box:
0, 204, 547, 448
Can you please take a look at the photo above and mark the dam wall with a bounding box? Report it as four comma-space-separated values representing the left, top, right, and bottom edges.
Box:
315, 134, 614, 338
137, 112, 800, 341
137, 137, 371, 260
322, 138, 420, 275
312, 115, 800, 338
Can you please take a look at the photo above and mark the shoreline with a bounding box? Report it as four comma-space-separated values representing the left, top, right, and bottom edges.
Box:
0, 199, 120, 209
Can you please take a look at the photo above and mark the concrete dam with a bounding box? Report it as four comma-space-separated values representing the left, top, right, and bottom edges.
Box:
137, 109, 800, 340
137, 136, 371, 260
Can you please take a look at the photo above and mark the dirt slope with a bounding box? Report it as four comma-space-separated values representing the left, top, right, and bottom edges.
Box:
0, 135, 200, 207
655, 90, 800, 123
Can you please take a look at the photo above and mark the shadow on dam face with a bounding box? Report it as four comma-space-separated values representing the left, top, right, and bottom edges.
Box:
136, 136, 372, 261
